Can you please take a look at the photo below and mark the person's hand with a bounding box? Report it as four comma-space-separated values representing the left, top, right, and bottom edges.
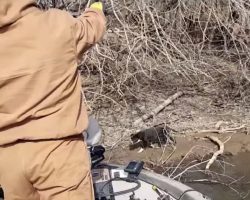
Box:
90, 2, 103, 11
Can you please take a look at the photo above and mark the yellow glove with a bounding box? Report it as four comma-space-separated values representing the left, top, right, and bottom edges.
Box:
90, 2, 103, 11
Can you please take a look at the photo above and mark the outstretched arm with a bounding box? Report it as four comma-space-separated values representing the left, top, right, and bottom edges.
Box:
73, 3, 106, 58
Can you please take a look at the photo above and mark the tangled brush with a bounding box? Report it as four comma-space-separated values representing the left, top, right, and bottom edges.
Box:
38, 0, 250, 104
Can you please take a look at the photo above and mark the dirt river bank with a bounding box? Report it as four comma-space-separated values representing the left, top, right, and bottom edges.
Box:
96, 91, 250, 200
106, 132, 250, 200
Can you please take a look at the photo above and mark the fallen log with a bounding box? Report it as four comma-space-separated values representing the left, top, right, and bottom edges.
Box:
134, 91, 184, 126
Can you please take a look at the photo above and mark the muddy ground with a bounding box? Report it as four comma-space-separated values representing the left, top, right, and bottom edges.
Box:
89, 88, 250, 200
92, 88, 250, 148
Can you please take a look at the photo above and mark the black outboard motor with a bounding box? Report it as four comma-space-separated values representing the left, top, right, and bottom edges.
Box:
89, 145, 105, 167
83, 116, 105, 167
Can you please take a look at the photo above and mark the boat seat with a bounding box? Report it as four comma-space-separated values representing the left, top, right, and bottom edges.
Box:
83, 116, 102, 146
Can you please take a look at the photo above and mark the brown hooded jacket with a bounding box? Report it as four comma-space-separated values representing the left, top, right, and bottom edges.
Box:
0, 0, 106, 145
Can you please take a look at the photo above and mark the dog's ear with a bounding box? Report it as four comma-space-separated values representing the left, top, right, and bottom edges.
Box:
130, 133, 136, 137
130, 133, 136, 140
130, 133, 139, 143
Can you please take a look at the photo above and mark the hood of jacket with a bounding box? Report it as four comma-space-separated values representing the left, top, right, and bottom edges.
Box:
0, 0, 36, 27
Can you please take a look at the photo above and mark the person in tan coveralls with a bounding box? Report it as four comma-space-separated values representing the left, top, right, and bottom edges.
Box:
0, 0, 106, 199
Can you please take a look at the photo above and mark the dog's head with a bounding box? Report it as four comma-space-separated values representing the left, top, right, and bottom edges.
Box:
129, 132, 144, 150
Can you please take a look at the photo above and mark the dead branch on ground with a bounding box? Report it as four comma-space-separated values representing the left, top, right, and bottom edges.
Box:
200, 124, 247, 134
134, 91, 184, 125
205, 136, 224, 170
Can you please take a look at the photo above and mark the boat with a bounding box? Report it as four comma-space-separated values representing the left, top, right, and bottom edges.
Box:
0, 163, 212, 200
0, 117, 212, 200
91, 163, 211, 200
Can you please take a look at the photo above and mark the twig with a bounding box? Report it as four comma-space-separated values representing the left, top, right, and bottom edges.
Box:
205, 136, 224, 170
200, 124, 246, 134
134, 91, 184, 125
215, 120, 224, 130
161, 146, 176, 165
168, 145, 209, 178
86, 0, 91, 8
173, 160, 210, 180
106, 134, 130, 163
